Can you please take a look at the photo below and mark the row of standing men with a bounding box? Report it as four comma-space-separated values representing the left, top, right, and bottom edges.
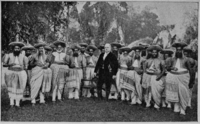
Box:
2, 39, 197, 116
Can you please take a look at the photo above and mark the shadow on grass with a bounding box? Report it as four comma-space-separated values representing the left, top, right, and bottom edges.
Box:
1, 83, 198, 122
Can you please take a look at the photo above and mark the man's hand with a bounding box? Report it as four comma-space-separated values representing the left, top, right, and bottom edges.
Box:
112, 75, 116, 79
188, 83, 193, 89
172, 67, 178, 71
94, 72, 97, 77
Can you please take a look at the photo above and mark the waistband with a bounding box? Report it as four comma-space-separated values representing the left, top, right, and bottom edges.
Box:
169, 70, 188, 75
146, 71, 159, 75
120, 67, 128, 70
8, 67, 23, 71
53, 62, 66, 65
87, 66, 95, 68
74, 67, 82, 69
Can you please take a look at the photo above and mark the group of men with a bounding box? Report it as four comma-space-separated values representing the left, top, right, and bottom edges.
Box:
2, 38, 197, 116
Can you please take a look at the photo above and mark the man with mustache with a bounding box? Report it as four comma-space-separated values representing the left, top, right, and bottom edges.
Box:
3, 38, 28, 108
98, 44, 105, 54
122, 45, 145, 105
165, 41, 192, 115
142, 45, 165, 110
21, 43, 35, 98
110, 46, 132, 100
183, 47, 197, 108
67, 44, 86, 99
50, 41, 70, 103
82, 44, 98, 98
111, 42, 122, 59
29, 40, 52, 106
160, 48, 174, 108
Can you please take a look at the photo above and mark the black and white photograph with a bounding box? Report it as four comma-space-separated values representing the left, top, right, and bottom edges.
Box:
1, 0, 199, 122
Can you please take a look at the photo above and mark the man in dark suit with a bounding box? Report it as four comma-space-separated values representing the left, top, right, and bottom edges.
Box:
94, 43, 119, 100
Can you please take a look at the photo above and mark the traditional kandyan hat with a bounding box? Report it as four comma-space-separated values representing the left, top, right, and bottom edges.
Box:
9, 34, 25, 48
147, 45, 162, 51
49, 44, 56, 49
53, 40, 66, 47
160, 48, 174, 55
21, 42, 35, 50
172, 39, 187, 48
132, 45, 144, 51
183, 46, 193, 53
44, 45, 53, 51
71, 44, 81, 51
98, 43, 105, 50
119, 46, 131, 53
139, 43, 150, 49
87, 45, 97, 52
34, 38, 47, 48
79, 42, 88, 48
111, 41, 122, 48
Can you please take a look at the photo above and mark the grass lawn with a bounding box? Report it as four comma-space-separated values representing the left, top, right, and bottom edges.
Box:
1, 83, 198, 122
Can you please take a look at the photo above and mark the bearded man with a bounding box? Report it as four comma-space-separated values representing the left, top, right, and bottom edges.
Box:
66, 44, 86, 99
165, 42, 192, 115
122, 45, 145, 105
82, 45, 98, 98
29, 41, 52, 106
183, 47, 197, 108
114, 47, 132, 101
3, 39, 28, 107
50, 41, 70, 102
160, 48, 174, 107
21, 43, 35, 98
142, 45, 165, 110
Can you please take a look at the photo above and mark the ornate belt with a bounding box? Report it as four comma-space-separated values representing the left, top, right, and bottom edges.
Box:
8, 67, 23, 71
169, 70, 188, 75
120, 67, 128, 70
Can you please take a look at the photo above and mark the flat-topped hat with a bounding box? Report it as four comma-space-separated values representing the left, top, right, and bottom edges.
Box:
98, 43, 105, 50
183, 46, 193, 52
172, 39, 187, 48
21, 42, 35, 50
160, 48, 174, 55
9, 34, 25, 48
79, 42, 88, 48
138, 43, 150, 49
111, 41, 122, 48
49, 44, 56, 49
132, 45, 144, 51
119, 46, 131, 53
34, 39, 47, 48
87, 45, 97, 51
44, 45, 53, 51
53, 40, 66, 47
147, 45, 162, 51
71, 44, 81, 50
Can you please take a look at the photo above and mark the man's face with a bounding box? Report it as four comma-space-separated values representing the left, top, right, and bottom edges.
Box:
175, 47, 183, 58
105, 44, 111, 53
113, 46, 118, 51
164, 53, 169, 60
26, 50, 32, 56
152, 50, 158, 58
123, 51, 128, 56
57, 45, 63, 52
13, 45, 21, 56
80, 46, 86, 53
183, 51, 189, 57
39, 47, 44, 54
101, 48, 105, 53
135, 50, 140, 59
73, 48, 79, 57
88, 49, 94, 56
